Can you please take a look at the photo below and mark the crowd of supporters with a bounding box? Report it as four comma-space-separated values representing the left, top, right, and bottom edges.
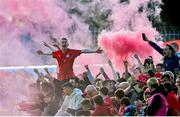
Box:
18, 33, 180, 116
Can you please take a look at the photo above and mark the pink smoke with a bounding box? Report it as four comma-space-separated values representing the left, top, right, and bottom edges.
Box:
98, 0, 162, 72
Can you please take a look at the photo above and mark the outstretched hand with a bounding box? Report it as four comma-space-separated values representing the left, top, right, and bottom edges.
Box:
123, 60, 128, 66
96, 47, 103, 53
108, 59, 112, 66
142, 33, 149, 42
134, 54, 139, 59
36, 50, 44, 55
85, 65, 89, 70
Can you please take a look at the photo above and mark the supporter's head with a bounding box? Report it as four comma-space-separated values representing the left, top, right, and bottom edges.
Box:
161, 74, 172, 84
147, 78, 159, 91
41, 82, 55, 103
116, 82, 129, 90
144, 58, 151, 67
60, 37, 69, 51
111, 97, 119, 108
147, 70, 155, 77
120, 97, 130, 107
114, 88, 125, 102
99, 87, 109, 96
85, 85, 98, 98
163, 44, 175, 57
143, 88, 151, 100
102, 80, 112, 90
69, 77, 80, 88
171, 42, 179, 52
62, 82, 74, 96
135, 67, 142, 75
155, 63, 164, 72
163, 82, 173, 93
175, 77, 180, 89
116, 78, 126, 84
81, 99, 91, 111
93, 95, 104, 105
136, 74, 149, 88
161, 71, 174, 83
93, 78, 103, 90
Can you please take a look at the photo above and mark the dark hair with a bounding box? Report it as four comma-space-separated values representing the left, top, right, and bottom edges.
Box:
41, 82, 55, 96
61, 37, 68, 41
161, 74, 171, 81
144, 58, 151, 66
166, 44, 175, 54
81, 99, 91, 106
120, 97, 130, 106
93, 95, 104, 105
148, 70, 155, 77
114, 89, 125, 99
156, 63, 163, 67
63, 82, 73, 89
100, 87, 109, 95
69, 77, 80, 83
117, 78, 126, 83
102, 80, 111, 87
41, 82, 55, 92
171, 42, 179, 50
163, 82, 172, 92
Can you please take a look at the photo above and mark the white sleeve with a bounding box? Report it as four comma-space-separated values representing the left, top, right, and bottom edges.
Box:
71, 94, 84, 110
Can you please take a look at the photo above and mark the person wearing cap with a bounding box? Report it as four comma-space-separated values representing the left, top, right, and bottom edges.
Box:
142, 33, 180, 74
146, 78, 168, 116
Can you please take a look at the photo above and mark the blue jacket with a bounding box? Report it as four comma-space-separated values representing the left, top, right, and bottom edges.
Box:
149, 41, 180, 73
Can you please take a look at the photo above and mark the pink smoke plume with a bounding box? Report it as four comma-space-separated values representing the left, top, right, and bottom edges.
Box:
0, 0, 92, 66
98, 0, 162, 72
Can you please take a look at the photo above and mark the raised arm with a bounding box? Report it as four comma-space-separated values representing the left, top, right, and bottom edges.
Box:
108, 59, 119, 80
85, 65, 94, 84
44, 67, 55, 83
81, 47, 103, 54
42, 41, 55, 51
100, 67, 110, 80
142, 33, 163, 55
36, 50, 52, 56
123, 60, 129, 79
134, 54, 144, 72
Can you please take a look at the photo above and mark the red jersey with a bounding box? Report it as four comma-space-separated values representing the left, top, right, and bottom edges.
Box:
52, 49, 81, 80
91, 103, 115, 116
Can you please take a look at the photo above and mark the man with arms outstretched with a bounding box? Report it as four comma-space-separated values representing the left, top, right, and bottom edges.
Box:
37, 37, 102, 81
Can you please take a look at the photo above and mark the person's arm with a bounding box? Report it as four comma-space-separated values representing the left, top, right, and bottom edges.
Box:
95, 72, 101, 78
142, 33, 163, 55
85, 65, 94, 84
81, 47, 103, 54
100, 67, 110, 80
148, 56, 156, 72
43, 41, 55, 51
34, 69, 48, 83
123, 60, 129, 79
36, 50, 52, 56
134, 54, 144, 73
108, 59, 119, 80
44, 67, 55, 83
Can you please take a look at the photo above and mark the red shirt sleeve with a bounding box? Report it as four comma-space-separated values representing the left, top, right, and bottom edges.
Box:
71, 49, 81, 57
52, 50, 61, 58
